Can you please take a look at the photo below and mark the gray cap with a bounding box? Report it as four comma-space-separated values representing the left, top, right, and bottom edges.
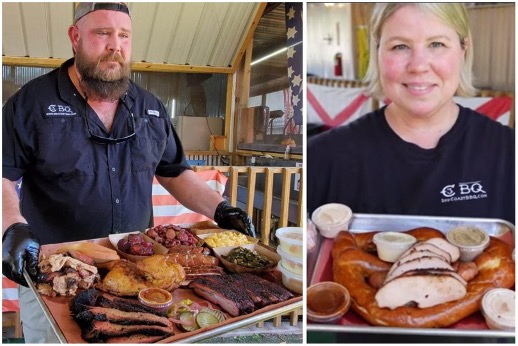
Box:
74, 2, 131, 24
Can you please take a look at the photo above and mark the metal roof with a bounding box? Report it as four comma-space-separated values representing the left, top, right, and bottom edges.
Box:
2, 2, 264, 73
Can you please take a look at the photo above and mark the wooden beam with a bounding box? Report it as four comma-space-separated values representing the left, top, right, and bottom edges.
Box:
231, 2, 268, 70
2, 57, 67, 68
224, 75, 234, 151
2, 56, 235, 74
232, 42, 253, 165
131, 62, 233, 74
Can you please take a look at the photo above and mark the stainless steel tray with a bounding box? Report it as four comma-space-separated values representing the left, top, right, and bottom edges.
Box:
307, 213, 515, 338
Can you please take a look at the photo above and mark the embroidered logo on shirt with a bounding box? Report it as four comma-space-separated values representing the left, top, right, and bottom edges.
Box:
46, 104, 76, 117
147, 110, 160, 117
440, 181, 487, 203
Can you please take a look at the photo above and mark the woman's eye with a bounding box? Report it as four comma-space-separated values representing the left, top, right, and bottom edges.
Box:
430, 42, 445, 48
392, 44, 408, 50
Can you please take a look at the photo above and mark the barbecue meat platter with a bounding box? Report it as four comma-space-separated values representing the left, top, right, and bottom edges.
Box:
33, 223, 300, 343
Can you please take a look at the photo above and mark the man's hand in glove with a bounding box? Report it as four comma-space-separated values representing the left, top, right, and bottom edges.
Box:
2, 223, 40, 287
214, 201, 256, 238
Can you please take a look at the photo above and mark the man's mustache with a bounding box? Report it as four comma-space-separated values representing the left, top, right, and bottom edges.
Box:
100, 53, 124, 64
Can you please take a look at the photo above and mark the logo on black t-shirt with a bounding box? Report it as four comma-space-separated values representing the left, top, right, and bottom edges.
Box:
440, 181, 487, 203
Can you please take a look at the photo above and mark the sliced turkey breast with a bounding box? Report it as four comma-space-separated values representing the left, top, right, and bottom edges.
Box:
384, 256, 455, 283
423, 238, 461, 263
399, 243, 452, 263
375, 270, 467, 309
388, 250, 445, 277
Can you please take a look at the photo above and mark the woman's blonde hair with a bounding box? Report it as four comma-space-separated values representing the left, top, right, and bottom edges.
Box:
364, 3, 476, 98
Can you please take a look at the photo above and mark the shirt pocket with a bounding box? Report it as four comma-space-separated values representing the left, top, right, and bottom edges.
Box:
38, 117, 95, 178
130, 117, 167, 172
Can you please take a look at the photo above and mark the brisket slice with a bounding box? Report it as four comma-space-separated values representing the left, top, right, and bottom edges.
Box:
70, 289, 174, 343
189, 275, 255, 317
74, 306, 173, 328
97, 296, 167, 316
82, 320, 172, 343
70, 288, 165, 316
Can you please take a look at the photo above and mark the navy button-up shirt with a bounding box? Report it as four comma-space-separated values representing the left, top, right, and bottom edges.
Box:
3, 58, 191, 244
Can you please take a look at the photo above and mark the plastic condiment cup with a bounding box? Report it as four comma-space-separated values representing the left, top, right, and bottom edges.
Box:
277, 246, 303, 275
307, 281, 351, 323
481, 288, 515, 330
373, 232, 417, 262
311, 203, 353, 239
275, 227, 303, 258
446, 226, 490, 262
138, 288, 173, 312
277, 262, 303, 294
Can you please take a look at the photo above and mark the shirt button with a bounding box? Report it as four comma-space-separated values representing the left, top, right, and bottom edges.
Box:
144, 118, 148, 123
115, 199, 120, 204
61, 118, 65, 123
111, 167, 116, 172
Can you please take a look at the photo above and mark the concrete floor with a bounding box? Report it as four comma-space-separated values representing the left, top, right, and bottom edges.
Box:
201, 321, 303, 344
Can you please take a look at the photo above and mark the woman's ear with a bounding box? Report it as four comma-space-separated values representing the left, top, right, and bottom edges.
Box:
461, 37, 469, 53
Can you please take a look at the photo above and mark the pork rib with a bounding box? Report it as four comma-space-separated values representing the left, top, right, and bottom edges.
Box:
189, 275, 255, 316
238, 273, 294, 306
189, 273, 294, 316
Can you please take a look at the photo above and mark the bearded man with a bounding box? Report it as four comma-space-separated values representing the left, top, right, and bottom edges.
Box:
2, 3, 254, 342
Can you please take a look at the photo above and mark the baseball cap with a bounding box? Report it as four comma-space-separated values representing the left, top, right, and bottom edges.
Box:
74, 2, 131, 24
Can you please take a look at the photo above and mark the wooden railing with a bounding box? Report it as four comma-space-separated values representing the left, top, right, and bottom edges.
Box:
193, 166, 303, 246
185, 151, 229, 166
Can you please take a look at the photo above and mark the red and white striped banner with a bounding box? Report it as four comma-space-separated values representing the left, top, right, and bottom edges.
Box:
309, 83, 512, 128
2, 275, 19, 312
307, 83, 373, 127
454, 96, 512, 126
152, 170, 228, 225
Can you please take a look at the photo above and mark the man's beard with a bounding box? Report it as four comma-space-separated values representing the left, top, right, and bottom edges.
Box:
75, 44, 131, 101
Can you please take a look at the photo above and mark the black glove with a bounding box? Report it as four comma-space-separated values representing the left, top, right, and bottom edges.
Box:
2, 223, 40, 287
214, 201, 256, 238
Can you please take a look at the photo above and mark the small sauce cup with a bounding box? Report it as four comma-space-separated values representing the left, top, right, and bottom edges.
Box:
311, 203, 353, 239
481, 288, 515, 330
373, 231, 417, 262
446, 226, 489, 262
138, 288, 173, 312
307, 281, 351, 323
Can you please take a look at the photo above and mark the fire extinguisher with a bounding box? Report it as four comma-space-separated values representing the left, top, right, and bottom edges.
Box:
334, 53, 343, 77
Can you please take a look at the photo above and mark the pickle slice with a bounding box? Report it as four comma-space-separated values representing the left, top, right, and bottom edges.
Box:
178, 311, 200, 332
196, 308, 226, 328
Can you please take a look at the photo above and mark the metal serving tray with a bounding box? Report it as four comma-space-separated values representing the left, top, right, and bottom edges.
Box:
307, 213, 515, 339
28, 237, 302, 343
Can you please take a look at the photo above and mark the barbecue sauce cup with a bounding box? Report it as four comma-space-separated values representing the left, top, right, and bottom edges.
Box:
307, 281, 351, 323
138, 288, 173, 313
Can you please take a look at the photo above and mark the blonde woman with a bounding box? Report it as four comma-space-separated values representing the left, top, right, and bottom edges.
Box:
308, 3, 514, 227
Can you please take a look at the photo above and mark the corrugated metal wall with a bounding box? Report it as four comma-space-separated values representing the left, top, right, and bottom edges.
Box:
2, 65, 227, 118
